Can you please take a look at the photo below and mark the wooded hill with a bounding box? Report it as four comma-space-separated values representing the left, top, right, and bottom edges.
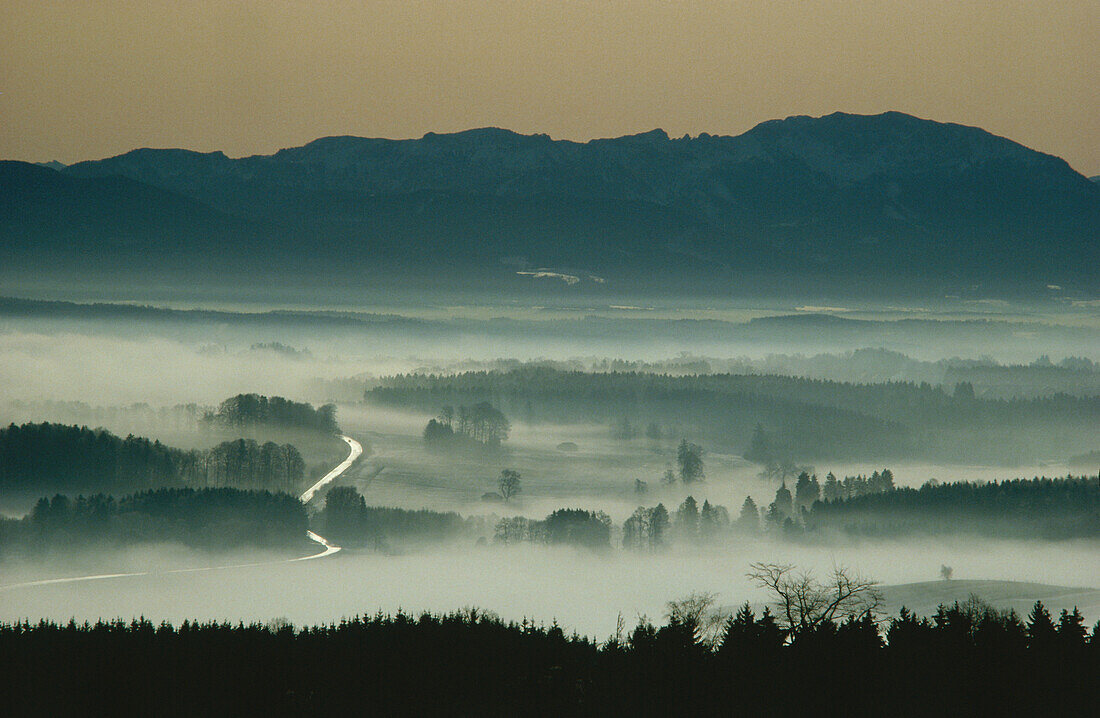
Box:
365, 368, 1098, 463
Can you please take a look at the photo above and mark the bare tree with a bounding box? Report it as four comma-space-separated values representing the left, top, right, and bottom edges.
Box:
264, 616, 293, 633
665, 591, 729, 647
746, 562, 883, 635
605, 612, 627, 650
758, 458, 814, 485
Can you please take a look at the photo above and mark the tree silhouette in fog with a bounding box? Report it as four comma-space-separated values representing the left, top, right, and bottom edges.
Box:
498, 469, 522, 501
423, 403, 510, 450
677, 440, 704, 483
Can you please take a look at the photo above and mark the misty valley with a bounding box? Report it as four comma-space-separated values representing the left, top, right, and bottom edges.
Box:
2, 29, 1099, 707
1, 296, 1097, 631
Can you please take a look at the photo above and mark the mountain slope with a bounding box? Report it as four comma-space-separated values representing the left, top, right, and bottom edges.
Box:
10, 112, 1099, 291
0, 161, 259, 266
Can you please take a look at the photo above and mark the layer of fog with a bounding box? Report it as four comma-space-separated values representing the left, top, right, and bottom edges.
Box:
6, 279, 1099, 331
337, 405, 1080, 524
0, 330, 378, 407
0, 542, 318, 586
1, 299, 1098, 414
2, 538, 1096, 639
0, 302, 1096, 634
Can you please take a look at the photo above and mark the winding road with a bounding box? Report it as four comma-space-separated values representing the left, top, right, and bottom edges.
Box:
0, 434, 363, 591
296, 434, 363, 557
301, 435, 363, 504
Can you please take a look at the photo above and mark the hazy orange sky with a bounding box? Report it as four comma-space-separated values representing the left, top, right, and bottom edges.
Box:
3, 1, 1097, 174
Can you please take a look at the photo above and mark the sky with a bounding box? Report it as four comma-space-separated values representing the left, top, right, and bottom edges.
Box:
2, 1, 1098, 174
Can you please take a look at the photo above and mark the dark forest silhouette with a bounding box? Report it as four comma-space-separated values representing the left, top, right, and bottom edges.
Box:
0, 487, 307, 554
0, 423, 307, 495
1, 596, 1096, 715
203, 393, 338, 434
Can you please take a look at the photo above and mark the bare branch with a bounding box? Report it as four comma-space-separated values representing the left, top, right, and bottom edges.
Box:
747, 562, 882, 635
666, 591, 729, 647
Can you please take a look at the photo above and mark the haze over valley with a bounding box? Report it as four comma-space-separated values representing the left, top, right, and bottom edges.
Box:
2, 3, 1098, 713
2, 288, 1097, 632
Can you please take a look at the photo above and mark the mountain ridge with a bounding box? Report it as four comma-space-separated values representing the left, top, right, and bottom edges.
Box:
5, 112, 1098, 294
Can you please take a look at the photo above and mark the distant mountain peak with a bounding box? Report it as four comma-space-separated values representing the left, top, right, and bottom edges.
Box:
424, 127, 529, 141
611, 128, 669, 143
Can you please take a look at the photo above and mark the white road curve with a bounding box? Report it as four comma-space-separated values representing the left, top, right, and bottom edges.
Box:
295, 531, 341, 561
296, 434, 363, 559
0, 434, 363, 591
300, 435, 363, 504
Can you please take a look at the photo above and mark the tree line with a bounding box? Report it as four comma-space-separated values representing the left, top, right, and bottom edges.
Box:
423, 403, 510, 449
203, 393, 339, 434
0, 422, 193, 495
320, 485, 476, 548
623, 496, 732, 549
314, 473, 1097, 555
634, 472, 1099, 543
3, 393, 341, 440
372, 350, 1100, 399
0, 598, 1096, 715
366, 367, 1099, 463
372, 368, 901, 460
0, 423, 306, 495
204, 439, 306, 492
320, 486, 613, 551
804, 474, 1100, 540
0, 487, 307, 555
494, 509, 612, 550
721, 472, 1098, 541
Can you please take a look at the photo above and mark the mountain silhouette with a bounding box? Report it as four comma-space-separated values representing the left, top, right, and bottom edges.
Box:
6, 112, 1098, 293
0, 161, 259, 266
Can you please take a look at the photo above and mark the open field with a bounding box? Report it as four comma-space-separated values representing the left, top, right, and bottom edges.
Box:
880, 579, 1100, 621
336, 403, 1081, 520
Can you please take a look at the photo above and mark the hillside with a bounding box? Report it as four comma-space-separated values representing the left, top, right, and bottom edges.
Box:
5, 112, 1098, 293
881, 580, 1100, 623
0, 161, 259, 269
